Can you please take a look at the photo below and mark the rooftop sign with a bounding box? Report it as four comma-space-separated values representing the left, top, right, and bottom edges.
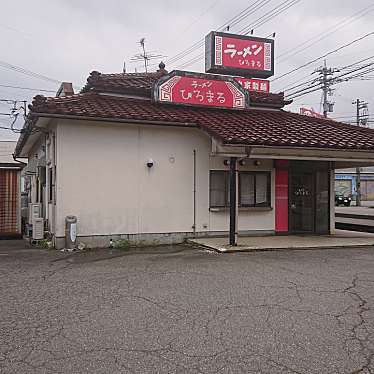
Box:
300, 107, 324, 119
234, 77, 270, 93
153, 70, 249, 110
205, 31, 274, 79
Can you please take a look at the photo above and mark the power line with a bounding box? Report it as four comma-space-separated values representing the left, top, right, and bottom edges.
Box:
0, 60, 61, 84
175, 0, 301, 70
165, 0, 272, 67
283, 76, 316, 93
286, 61, 374, 101
276, 4, 374, 63
0, 98, 27, 101
273, 50, 374, 91
272, 31, 374, 82
173, 0, 222, 40
166, 0, 297, 69
279, 72, 317, 91
0, 125, 15, 131
164, 0, 262, 66
221, 0, 271, 32
286, 62, 374, 99
338, 54, 374, 70
284, 55, 374, 96
288, 86, 321, 99
239, 0, 301, 35
0, 84, 56, 93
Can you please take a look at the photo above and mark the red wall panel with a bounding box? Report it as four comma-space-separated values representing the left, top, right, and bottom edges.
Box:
275, 165, 289, 233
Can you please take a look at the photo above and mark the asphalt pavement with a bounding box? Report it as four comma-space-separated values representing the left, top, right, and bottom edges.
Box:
1, 240, 374, 373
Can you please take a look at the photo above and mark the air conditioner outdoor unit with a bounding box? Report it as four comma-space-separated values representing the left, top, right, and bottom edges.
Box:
28, 203, 41, 224
32, 218, 44, 240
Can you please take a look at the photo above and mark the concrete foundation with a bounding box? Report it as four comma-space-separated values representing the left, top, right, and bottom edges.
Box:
189, 230, 374, 252
53, 230, 275, 249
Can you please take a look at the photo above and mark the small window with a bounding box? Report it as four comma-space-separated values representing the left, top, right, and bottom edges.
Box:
240, 172, 271, 207
209, 171, 229, 207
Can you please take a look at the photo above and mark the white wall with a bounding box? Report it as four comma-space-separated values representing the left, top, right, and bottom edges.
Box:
55, 120, 276, 238
0, 141, 17, 164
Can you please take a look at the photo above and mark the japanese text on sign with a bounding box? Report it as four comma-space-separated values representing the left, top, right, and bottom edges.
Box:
234, 78, 270, 93
224, 43, 264, 68
157, 74, 247, 109
217, 36, 272, 71
179, 80, 227, 104
205, 31, 274, 78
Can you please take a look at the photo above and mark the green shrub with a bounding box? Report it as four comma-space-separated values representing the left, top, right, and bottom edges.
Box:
37, 239, 52, 249
112, 239, 130, 250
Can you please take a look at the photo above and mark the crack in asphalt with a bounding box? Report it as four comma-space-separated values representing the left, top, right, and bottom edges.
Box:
2, 245, 374, 373
344, 275, 374, 374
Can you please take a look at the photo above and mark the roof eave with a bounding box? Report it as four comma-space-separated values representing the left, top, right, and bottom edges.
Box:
222, 142, 374, 153
216, 143, 374, 163
14, 116, 49, 158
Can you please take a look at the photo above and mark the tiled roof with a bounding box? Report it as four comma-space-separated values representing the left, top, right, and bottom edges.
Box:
26, 92, 374, 151
81, 70, 291, 109
81, 70, 167, 96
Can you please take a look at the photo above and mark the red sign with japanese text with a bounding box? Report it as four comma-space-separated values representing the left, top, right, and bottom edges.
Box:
205, 31, 274, 79
300, 107, 324, 119
234, 77, 270, 93
154, 71, 249, 110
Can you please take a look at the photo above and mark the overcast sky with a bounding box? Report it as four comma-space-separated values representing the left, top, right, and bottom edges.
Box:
1, 0, 373, 140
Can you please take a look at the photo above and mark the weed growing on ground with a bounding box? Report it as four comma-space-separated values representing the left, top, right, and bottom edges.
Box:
113, 239, 131, 250
37, 239, 52, 249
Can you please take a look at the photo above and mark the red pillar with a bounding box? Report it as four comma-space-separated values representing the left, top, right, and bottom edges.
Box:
275, 161, 289, 233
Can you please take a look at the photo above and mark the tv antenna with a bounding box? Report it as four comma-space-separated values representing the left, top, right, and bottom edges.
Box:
130, 38, 165, 73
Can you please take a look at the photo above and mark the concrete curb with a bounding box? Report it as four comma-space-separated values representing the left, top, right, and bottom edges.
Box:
187, 239, 374, 253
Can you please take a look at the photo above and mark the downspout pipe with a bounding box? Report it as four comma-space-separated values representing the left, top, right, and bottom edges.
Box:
12, 154, 27, 167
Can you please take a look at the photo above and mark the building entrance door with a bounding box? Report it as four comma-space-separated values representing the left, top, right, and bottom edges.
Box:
289, 171, 315, 233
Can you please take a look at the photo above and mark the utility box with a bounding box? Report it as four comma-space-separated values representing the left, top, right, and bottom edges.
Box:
32, 218, 44, 240
28, 203, 41, 224
65, 215, 77, 249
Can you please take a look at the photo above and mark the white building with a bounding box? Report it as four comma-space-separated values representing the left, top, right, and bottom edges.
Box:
14, 67, 374, 249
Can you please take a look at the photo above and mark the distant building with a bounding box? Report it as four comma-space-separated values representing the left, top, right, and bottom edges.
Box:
0, 141, 24, 238
335, 167, 374, 200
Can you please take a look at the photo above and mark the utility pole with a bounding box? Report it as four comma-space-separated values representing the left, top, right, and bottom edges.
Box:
356, 98, 361, 206
315, 60, 337, 118
353, 98, 369, 206
322, 61, 329, 118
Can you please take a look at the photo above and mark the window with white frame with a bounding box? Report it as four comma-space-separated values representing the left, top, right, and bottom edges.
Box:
209, 171, 271, 208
